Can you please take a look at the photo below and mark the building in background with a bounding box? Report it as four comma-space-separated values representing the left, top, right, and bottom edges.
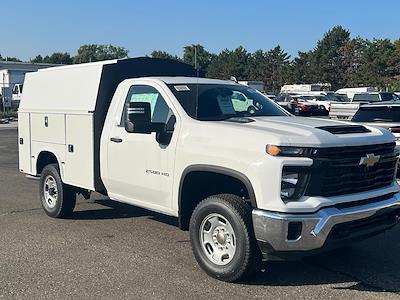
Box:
0, 61, 60, 109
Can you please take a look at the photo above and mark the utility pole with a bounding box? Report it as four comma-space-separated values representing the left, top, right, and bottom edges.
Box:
1, 72, 5, 113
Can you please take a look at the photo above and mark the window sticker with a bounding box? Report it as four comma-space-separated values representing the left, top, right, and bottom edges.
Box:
174, 85, 190, 91
130, 93, 159, 116
217, 95, 236, 115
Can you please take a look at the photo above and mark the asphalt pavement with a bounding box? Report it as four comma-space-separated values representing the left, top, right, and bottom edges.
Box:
1, 127, 400, 299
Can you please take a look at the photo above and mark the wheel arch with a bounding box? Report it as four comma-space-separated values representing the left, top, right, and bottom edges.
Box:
36, 151, 62, 176
178, 164, 257, 230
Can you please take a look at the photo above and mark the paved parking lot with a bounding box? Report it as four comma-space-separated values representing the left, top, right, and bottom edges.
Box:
1, 127, 400, 299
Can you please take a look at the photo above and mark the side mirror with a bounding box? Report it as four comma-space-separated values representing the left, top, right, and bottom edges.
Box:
125, 102, 152, 134
156, 115, 176, 145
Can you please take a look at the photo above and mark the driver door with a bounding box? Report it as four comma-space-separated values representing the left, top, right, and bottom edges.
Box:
106, 83, 178, 212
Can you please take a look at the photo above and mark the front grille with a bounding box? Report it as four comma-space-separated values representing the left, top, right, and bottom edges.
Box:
305, 142, 398, 197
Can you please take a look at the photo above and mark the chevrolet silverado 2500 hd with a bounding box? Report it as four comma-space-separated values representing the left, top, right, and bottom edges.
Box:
18, 58, 400, 282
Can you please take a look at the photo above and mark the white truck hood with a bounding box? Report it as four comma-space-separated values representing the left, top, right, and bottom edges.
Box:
224, 116, 395, 148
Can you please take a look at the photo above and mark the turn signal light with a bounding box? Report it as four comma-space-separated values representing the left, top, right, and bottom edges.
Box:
266, 145, 281, 156
266, 145, 313, 157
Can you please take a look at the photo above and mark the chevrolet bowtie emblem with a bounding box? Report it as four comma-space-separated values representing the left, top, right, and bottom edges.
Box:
359, 153, 380, 167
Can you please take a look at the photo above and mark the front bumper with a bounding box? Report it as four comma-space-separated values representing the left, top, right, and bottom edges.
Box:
252, 193, 400, 254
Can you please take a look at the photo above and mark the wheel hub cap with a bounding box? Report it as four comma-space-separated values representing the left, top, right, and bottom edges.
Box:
199, 213, 236, 266
43, 175, 58, 209
214, 226, 228, 245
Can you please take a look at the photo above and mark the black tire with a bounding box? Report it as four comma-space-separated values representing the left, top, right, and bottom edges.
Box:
189, 194, 261, 282
299, 110, 311, 117
247, 106, 256, 114
39, 164, 76, 218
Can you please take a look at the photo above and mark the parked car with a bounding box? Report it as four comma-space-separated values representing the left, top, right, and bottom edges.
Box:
329, 92, 400, 120
352, 101, 400, 177
336, 87, 377, 101
275, 94, 328, 116
352, 101, 400, 147
325, 93, 349, 102
18, 58, 400, 282
231, 91, 258, 114
326, 94, 359, 120
0, 118, 9, 124
293, 95, 331, 112
12, 83, 23, 101
353, 92, 400, 103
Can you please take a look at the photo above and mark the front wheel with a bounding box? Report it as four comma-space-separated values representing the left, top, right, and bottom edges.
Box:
39, 164, 76, 218
189, 194, 261, 282
247, 106, 256, 114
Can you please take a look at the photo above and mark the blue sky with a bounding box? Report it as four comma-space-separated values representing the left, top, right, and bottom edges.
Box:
3, 0, 400, 61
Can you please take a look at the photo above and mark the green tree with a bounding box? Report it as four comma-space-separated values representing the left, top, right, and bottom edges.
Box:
44, 52, 73, 64
74, 44, 129, 64
31, 55, 43, 63
150, 50, 182, 61
351, 39, 400, 89
2, 56, 22, 62
289, 51, 315, 84
247, 49, 266, 80
341, 37, 368, 87
183, 44, 215, 75
207, 46, 251, 80
261, 46, 290, 94
312, 25, 351, 90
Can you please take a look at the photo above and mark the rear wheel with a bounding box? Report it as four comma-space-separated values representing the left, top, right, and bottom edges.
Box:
39, 164, 76, 218
189, 194, 261, 282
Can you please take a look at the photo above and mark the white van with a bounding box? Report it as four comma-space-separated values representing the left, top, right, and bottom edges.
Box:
336, 87, 377, 101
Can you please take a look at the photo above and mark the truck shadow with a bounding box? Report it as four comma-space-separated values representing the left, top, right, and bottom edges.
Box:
71, 198, 179, 227
242, 235, 400, 293
70, 197, 400, 293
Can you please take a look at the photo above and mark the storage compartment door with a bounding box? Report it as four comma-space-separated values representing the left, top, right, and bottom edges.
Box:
63, 114, 94, 190
31, 113, 66, 145
18, 112, 32, 173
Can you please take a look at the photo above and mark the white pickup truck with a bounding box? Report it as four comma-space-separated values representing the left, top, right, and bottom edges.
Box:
18, 58, 400, 282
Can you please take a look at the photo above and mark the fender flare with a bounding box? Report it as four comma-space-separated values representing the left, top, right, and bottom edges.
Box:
36, 150, 64, 178
178, 164, 258, 222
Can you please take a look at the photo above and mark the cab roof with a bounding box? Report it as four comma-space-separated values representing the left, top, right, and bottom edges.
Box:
154, 77, 237, 85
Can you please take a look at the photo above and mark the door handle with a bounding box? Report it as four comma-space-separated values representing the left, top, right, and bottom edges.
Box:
110, 137, 123, 143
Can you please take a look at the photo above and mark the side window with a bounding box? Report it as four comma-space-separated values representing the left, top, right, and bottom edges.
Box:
121, 85, 172, 126
381, 93, 394, 101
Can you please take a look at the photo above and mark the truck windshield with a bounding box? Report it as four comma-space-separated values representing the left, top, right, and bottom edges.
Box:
167, 84, 289, 121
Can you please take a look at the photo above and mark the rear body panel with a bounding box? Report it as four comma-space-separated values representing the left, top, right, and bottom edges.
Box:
18, 112, 32, 174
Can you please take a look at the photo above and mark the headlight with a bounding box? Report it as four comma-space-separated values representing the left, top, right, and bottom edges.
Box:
266, 145, 313, 157
281, 167, 310, 201
281, 172, 298, 198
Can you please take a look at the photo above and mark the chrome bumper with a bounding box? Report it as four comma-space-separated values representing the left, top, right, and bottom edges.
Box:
252, 193, 400, 253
